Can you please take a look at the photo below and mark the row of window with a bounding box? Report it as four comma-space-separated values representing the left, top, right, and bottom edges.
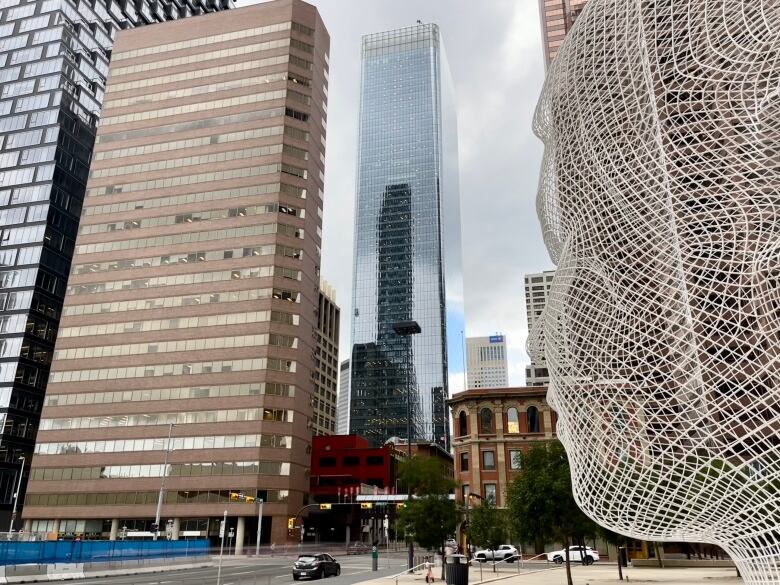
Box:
75, 221, 303, 255
30, 460, 290, 481
49, 357, 295, 384
104, 71, 292, 110
96, 105, 286, 145
62, 287, 299, 317
95, 124, 287, 161
91, 142, 286, 178
318, 455, 385, 467
44, 382, 294, 407
34, 433, 291, 455
80, 202, 303, 236
83, 182, 306, 218
87, 161, 286, 197
457, 406, 542, 436
459, 449, 524, 472
462, 483, 497, 505
40, 407, 294, 431
68, 265, 301, 296
110, 37, 295, 78
112, 20, 295, 61
59, 309, 298, 338
53, 332, 296, 360
25, 488, 290, 507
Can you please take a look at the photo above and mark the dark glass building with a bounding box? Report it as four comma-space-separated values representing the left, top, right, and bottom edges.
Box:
349, 23, 463, 450
0, 0, 231, 529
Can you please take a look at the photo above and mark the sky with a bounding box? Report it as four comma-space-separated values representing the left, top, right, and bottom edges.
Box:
242, 0, 553, 391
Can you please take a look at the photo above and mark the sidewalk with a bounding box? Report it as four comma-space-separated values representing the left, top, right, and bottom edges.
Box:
359, 563, 742, 585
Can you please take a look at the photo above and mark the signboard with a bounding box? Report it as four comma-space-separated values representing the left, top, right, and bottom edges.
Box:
182, 530, 202, 537
219, 520, 225, 539
489, 335, 504, 343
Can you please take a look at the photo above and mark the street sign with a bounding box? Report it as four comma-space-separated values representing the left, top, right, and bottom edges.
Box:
360, 503, 373, 509
219, 520, 225, 539
320, 503, 332, 510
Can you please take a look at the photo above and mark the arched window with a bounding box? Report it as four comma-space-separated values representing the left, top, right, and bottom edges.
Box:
506, 407, 520, 434
458, 411, 468, 437
480, 408, 493, 433
527, 406, 540, 433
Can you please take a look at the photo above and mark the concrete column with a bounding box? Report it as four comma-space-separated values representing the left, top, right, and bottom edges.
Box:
235, 516, 245, 556
109, 519, 119, 541
51, 519, 60, 538
172, 517, 181, 541
22, 519, 31, 533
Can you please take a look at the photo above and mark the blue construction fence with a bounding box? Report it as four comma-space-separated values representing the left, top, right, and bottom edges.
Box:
0, 539, 209, 566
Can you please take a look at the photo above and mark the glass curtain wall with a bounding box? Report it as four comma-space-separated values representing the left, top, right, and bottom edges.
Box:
349, 23, 463, 451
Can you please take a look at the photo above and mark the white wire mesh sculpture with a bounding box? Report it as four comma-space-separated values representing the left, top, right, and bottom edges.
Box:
532, 1, 780, 582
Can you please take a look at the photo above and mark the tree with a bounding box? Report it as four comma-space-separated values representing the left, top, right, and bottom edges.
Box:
506, 440, 599, 585
397, 456, 457, 579
468, 498, 508, 572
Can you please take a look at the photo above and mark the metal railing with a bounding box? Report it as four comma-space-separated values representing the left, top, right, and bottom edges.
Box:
470, 553, 555, 582
388, 560, 435, 585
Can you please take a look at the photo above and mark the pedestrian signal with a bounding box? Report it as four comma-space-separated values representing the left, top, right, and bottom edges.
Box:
360, 503, 373, 509
396, 503, 405, 510
320, 503, 332, 510
245, 496, 255, 504
288, 517, 295, 530
230, 492, 240, 501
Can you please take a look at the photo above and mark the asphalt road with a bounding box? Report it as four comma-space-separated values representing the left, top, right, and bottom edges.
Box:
64, 553, 410, 585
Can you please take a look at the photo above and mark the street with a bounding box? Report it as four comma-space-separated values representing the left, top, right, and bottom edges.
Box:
63, 552, 411, 585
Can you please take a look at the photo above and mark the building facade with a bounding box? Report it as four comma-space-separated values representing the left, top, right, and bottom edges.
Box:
336, 359, 350, 435
538, 0, 588, 66
450, 387, 557, 508
312, 281, 339, 435
524, 271, 554, 386
0, 0, 231, 528
466, 335, 508, 389
349, 23, 463, 450
22, 0, 329, 547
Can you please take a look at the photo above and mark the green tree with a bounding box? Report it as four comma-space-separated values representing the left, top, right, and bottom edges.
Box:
506, 440, 599, 585
397, 456, 457, 578
468, 498, 509, 572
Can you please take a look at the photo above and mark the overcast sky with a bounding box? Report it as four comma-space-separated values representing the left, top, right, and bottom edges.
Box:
242, 0, 552, 390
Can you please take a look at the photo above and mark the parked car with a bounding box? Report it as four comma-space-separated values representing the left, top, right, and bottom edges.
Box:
546, 546, 600, 565
292, 553, 341, 580
347, 542, 370, 555
473, 545, 518, 562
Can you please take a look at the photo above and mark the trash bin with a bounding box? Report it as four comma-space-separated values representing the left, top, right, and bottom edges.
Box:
445, 554, 469, 585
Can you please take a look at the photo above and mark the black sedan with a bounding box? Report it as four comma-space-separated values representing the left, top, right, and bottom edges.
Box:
292, 553, 341, 580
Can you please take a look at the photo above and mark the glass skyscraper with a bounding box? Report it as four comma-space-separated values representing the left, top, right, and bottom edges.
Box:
349, 23, 463, 450
0, 0, 230, 527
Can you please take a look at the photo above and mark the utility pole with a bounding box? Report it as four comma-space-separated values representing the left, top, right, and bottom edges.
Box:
8, 455, 25, 534
153, 423, 175, 541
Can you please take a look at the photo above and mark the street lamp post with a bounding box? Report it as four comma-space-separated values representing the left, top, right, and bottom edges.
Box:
392, 320, 421, 572
8, 456, 25, 534
153, 423, 175, 541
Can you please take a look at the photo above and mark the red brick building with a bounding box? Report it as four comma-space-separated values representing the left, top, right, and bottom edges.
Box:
309, 435, 400, 499
449, 387, 557, 508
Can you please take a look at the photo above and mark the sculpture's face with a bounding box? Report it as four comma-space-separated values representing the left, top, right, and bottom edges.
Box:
533, 0, 780, 545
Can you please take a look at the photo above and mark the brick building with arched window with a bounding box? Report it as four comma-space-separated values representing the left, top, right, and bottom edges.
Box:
449, 387, 557, 508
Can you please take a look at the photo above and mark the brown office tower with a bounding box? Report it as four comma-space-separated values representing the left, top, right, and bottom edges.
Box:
312, 282, 339, 436
21, 0, 329, 547
539, 0, 588, 66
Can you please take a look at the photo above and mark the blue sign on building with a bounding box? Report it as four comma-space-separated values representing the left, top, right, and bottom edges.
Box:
489, 335, 504, 343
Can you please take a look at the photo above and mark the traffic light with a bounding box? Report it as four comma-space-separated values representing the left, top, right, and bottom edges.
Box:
288, 517, 295, 530
396, 503, 405, 510
245, 496, 255, 504
360, 503, 373, 510
150, 523, 159, 532
319, 503, 332, 510
230, 492, 240, 502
